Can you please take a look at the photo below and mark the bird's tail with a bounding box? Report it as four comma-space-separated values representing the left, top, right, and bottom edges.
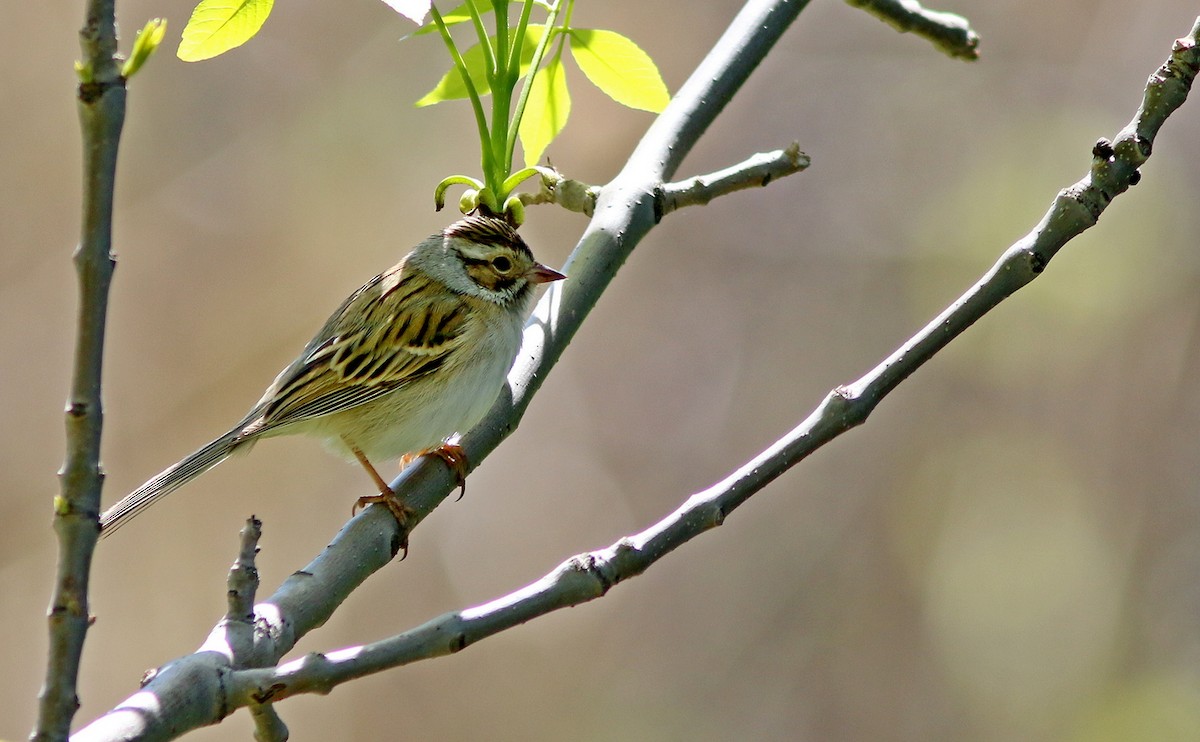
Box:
100, 433, 243, 536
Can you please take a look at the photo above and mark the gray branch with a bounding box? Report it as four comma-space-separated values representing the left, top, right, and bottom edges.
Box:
519, 143, 810, 217
657, 143, 810, 216
35, 1, 126, 740
844, 0, 980, 60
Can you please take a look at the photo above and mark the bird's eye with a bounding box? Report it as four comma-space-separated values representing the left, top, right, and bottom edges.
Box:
491, 255, 513, 273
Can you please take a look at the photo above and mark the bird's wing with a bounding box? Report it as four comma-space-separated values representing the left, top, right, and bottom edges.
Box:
241, 263, 470, 435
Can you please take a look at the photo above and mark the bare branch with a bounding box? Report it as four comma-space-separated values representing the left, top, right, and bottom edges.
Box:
844, 0, 980, 60
520, 143, 809, 218
225, 517, 263, 625
657, 143, 810, 216
35, 0, 126, 739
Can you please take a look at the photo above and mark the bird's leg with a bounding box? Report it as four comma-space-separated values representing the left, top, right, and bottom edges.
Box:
346, 439, 413, 557
401, 443, 469, 501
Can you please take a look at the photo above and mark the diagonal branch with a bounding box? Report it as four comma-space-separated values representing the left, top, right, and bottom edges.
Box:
656, 143, 810, 216
518, 143, 810, 216
844, 0, 980, 60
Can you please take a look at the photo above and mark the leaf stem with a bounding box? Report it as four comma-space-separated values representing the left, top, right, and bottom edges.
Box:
466, 0, 495, 81
506, 0, 567, 176
430, 3, 495, 183
489, 0, 512, 194
509, 0, 535, 73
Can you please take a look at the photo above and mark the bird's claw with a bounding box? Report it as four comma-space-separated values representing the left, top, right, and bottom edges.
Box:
352, 487, 415, 559
428, 443, 469, 501
401, 443, 470, 501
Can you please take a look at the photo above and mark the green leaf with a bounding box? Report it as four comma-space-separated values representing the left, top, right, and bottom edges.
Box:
379, 0, 433, 25
569, 29, 669, 113
416, 24, 546, 107
122, 18, 168, 79
412, 0, 492, 36
518, 55, 570, 166
177, 0, 274, 62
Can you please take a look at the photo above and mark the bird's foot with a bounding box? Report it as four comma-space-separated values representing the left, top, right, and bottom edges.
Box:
352, 486, 415, 559
428, 443, 469, 501
401, 443, 469, 501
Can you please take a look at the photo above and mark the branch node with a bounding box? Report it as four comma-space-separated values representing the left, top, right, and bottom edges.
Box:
250, 683, 288, 705
139, 667, 158, 688
517, 166, 600, 216
1028, 249, 1047, 274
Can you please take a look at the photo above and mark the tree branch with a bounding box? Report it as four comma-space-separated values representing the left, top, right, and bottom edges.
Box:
656, 143, 810, 216
844, 0, 980, 60
520, 143, 810, 217
74, 0, 817, 738
221, 13, 1198, 703
35, 1, 126, 740
517, 167, 601, 215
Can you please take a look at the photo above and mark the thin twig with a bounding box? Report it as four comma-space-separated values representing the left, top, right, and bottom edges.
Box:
518, 143, 811, 217
33, 1, 126, 740
226, 517, 263, 624
844, 0, 980, 60
657, 143, 810, 216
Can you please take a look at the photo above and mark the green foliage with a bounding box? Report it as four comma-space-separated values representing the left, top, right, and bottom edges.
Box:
178, 0, 274, 62
518, 52, 570, 166
568, 29, 668, 113
409, 0, 669, 219
416, 25, 547, 106
170, 0, 669, 222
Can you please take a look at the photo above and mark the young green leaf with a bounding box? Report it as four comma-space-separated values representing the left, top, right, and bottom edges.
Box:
569, 28, 668, 112
416, 24, 546, 107
518, 54, 570, 166
379, 0, 433, 24
177, 0, 274, 62
122, 18, 168, 79
412, 0, 492, 36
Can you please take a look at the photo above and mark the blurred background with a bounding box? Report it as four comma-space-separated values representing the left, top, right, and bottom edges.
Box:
4, 1, 1200, 740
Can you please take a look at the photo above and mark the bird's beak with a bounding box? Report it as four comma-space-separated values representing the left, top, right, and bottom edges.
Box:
528, 263, 567, 284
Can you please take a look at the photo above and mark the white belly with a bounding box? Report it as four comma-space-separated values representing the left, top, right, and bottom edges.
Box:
305, 308, 523, 463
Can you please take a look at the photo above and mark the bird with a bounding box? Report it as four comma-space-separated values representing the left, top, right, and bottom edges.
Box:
100, 214, 565, 542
